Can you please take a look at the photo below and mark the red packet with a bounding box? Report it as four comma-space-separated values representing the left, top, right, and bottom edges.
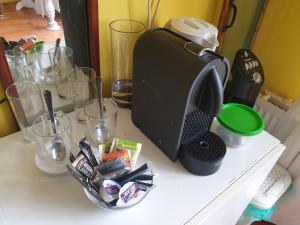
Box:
102, 150, 132, 169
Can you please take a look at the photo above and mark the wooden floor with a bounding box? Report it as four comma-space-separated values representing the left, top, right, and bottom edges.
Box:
0, 3, 64, 43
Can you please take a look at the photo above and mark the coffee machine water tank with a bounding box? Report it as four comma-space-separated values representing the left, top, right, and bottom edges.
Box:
165, 17, 219, 51
225, 49, 264, 107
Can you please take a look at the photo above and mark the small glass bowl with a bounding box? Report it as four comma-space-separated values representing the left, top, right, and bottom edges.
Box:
83, 187, 152, 209
83, 168, 155, 209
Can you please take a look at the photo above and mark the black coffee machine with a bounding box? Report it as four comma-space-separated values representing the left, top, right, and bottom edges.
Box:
225, 49, 264, 107
132, 29, 230, 175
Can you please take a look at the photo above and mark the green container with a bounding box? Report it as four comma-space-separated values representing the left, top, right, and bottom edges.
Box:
216, 103, 264, 147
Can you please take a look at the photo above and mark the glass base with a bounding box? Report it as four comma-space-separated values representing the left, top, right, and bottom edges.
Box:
75, 108, 87, 123
35, 154, 67, 175
22, 129, 37, 144
112, 96, 131, 109
112, 79, 132, 108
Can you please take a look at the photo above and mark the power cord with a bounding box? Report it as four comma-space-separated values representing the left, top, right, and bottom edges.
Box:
147, 0, 161, 29
0, 97, 6, 105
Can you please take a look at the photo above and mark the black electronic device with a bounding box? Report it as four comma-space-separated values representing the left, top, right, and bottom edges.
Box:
225, 49, 264, 107
132, 28, 229, 175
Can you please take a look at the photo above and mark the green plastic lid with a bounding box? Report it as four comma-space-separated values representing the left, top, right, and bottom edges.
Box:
217, 103, 264, 136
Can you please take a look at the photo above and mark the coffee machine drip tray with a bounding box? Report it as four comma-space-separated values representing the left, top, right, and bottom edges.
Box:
179, 109, 226, 176
180, 132, 226, 176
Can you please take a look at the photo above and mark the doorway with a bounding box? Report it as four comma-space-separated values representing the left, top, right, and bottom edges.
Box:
220, 0, 267, 64
0, 1, 64, 44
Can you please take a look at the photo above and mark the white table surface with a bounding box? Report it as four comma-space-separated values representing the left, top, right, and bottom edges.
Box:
0, 109, 281, 225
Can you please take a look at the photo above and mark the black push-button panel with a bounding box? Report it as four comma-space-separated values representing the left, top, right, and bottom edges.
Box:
237, 49, 264, 85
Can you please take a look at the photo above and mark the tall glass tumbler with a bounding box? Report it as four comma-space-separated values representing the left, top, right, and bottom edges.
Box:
84, 98, 118, 147
6, 81, 45, 143
5, 50, 28, 81
48, 46, 74, 99
110, 19, 145, 108
69, 67, 96, 122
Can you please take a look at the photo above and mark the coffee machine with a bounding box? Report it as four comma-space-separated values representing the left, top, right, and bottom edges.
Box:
131, 29, 230, 175
225, 49, 264, 107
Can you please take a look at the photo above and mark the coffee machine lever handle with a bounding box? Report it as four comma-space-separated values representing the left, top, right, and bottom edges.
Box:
198, 67, 223, 118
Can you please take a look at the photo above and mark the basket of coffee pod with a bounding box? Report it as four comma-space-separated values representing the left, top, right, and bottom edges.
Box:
67, 138, 155, 209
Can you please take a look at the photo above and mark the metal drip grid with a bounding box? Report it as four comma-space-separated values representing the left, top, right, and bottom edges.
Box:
181, 132, 226, 162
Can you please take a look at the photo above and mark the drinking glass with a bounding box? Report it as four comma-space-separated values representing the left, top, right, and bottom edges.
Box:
32, 112, 71, 174
18, 67, 35, 81
84, 98, 118, 147
69, 67, 96, 122
5, 50, 28, 81
110, 19, 145, 108
48, 46, 74, 99
33, 43, 56, 83
6, 81, 45, 143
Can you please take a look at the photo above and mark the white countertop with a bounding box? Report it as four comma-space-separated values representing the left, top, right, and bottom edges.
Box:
0, 109, 281, 225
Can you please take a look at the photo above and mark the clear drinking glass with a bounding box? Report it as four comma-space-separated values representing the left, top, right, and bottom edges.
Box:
18, 67, 35, 81
5, 50, 28, 81
69, 67, 96, 122
48, 46, 74, 99
34, 43, 55, 69
84, 98, 118, 147
33, 43, 56, 83
110, 19, 145, 108
6, 81, 45, 143
32, 112, 71, 174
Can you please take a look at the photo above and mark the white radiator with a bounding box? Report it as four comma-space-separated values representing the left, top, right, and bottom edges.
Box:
254, 92, 300, 178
